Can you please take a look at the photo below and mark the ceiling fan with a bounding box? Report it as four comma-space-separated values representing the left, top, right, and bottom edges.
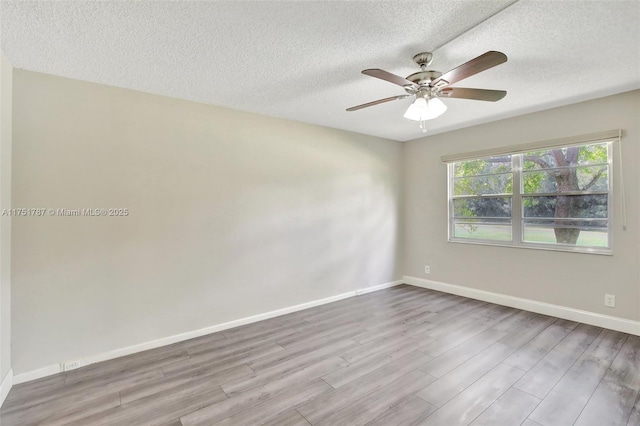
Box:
346, 51, 507, 132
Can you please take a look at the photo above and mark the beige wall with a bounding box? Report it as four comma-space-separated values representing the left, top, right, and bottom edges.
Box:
0, 51, 12, 382
403, 90, 640, 321
11, 70, 403, 375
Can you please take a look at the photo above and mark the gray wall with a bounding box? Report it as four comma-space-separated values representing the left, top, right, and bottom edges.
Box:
403, 90, 640, 321
0, 51, 12, 383
11, 70, 404, 375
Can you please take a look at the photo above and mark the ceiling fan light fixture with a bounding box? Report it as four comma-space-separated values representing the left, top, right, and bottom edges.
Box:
403, 97, 447, 121
403, 97, 427, 121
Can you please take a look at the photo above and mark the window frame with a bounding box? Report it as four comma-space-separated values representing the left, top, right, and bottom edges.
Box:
447, 141, 613, 255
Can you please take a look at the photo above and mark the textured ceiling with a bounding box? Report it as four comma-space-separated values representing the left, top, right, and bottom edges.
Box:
1, 1, 639, 141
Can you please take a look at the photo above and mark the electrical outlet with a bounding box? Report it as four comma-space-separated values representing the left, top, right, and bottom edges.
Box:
62, 361, 82, 371
604, 294, 616, 308
424, 265, 430, 274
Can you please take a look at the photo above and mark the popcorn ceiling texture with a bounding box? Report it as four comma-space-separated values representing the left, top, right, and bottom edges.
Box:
1, 0, 639, 141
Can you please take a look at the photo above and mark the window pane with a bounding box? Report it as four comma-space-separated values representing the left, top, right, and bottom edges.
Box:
453, 197, 512, 218
523, 142, 608, 170
453, 173, 512, 196
522, 165, 608, 194
523, 220, 608, 247
522, 194, 607, 218
454, 223, 512, 241
454, 156, 512, 177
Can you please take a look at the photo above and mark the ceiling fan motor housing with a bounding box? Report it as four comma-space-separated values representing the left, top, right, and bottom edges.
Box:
406, 70, 443, 86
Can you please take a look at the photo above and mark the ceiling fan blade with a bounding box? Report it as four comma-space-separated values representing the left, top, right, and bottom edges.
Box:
442, 87, 507, 102
432, 51, 507, 87
362, 69, 418, 88
346, 95, 410, 111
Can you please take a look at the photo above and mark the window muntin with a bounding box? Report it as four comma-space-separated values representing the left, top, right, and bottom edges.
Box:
448, 142, 611, 253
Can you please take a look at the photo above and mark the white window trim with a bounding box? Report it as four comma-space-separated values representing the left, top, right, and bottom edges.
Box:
447, 141, 614, 255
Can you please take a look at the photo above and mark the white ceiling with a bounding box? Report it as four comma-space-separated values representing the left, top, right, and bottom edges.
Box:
1, 1, 639, 141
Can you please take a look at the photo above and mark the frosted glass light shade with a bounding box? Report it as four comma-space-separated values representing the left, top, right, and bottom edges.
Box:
403, 97, 447, 121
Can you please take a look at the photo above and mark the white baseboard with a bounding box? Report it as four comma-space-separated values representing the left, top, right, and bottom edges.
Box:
404, 276, 640, 336
14, 280, 403, 385
355, 280, 404, 295
1, 369, 12, 407
12, 364, 61, 385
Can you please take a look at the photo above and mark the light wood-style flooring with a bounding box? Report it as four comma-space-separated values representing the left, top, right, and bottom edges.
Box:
2, 285, 639, 425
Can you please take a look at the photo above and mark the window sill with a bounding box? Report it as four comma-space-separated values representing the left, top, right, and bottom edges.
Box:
448, 238, 613, 256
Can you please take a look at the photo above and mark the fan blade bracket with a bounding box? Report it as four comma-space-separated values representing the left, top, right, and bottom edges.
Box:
403, 84, 418, 94
439, 87, 453, 97
432, 79, 450, 88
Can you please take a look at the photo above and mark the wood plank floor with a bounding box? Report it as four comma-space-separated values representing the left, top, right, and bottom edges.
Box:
2, 285, 639, 426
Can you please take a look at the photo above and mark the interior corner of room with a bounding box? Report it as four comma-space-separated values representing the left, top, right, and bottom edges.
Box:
0, 2, 639, 422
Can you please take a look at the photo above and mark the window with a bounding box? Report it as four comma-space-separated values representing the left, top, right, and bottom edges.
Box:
448, 141, 612, 254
